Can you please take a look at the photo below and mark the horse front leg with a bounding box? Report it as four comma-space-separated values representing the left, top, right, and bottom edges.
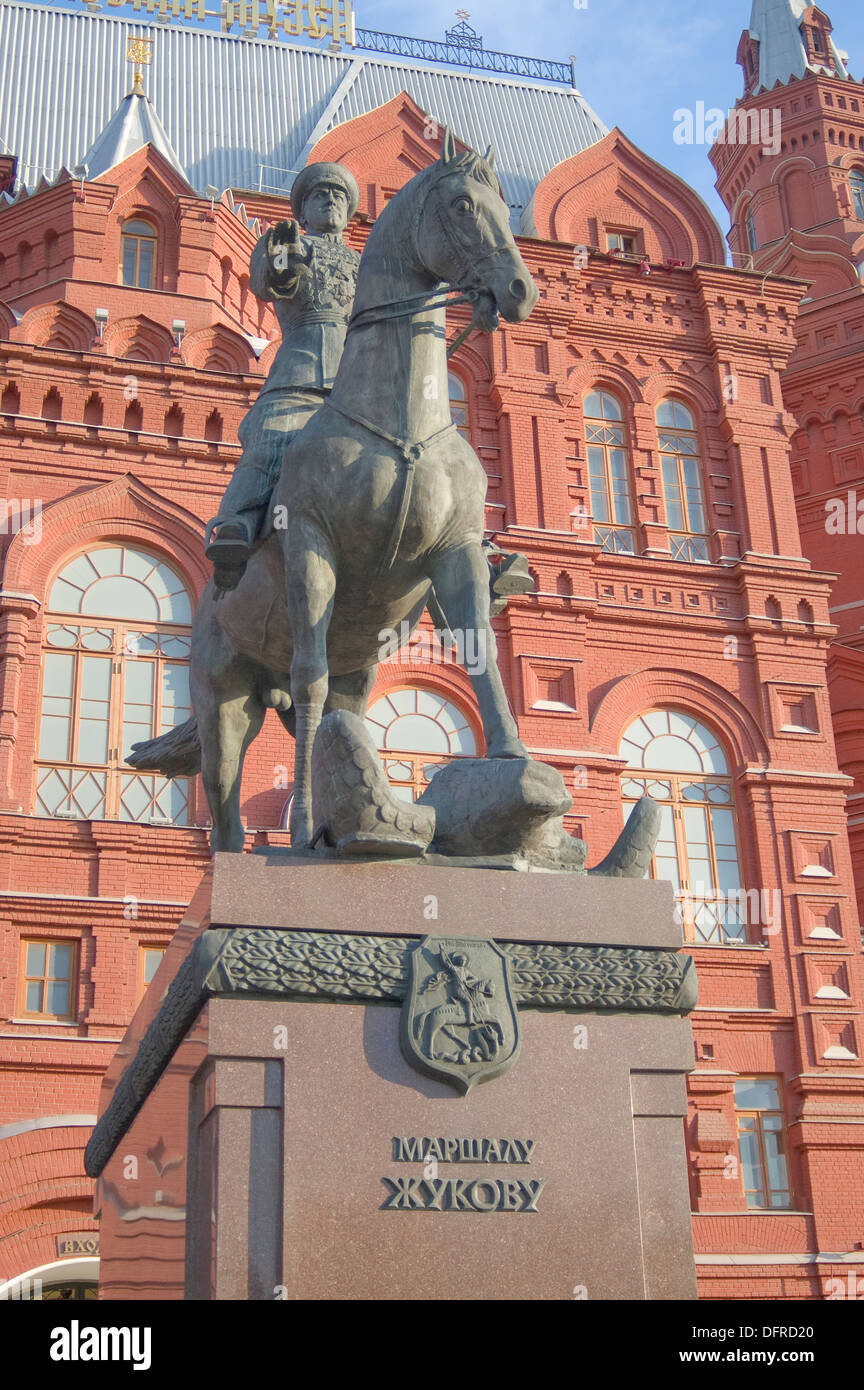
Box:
283, 516, 336, 849
428, 542, 527, 759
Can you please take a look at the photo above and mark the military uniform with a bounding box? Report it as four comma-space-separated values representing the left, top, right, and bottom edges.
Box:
205, 162, 360, 586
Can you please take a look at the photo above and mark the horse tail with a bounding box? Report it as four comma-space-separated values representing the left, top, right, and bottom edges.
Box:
587, 795, 660, 879
126, 716, 202, 777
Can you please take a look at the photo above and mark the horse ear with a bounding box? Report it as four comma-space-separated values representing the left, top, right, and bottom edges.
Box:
484, 144, 496, 170
440, 127, 457, 165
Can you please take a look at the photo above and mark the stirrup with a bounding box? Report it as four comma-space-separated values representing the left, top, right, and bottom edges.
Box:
205, 519, 252, 564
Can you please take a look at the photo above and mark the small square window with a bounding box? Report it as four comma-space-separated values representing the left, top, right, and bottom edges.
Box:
20, 938, 77, 1020
139, 945, 166, 1001
606, 230, 638, 255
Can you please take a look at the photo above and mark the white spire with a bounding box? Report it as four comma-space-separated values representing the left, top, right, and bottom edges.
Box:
747, 0, 849, 91
80, 88, 188, 184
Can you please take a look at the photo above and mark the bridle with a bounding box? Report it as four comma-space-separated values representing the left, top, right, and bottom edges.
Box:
346, 163, 515, 357
331, 162, 517, 571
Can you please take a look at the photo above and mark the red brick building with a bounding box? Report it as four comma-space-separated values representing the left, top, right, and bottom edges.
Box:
0, 0, 862, 1300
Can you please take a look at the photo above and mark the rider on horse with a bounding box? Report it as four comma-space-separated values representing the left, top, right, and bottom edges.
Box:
204, 161, 361, 591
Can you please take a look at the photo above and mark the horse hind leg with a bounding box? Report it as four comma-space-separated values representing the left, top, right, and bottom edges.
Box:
266, 666, 376, 748
192, 645, 265, 855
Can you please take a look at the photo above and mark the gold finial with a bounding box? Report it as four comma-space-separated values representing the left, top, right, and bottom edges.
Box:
126, 37, 153, 97
456, 9, 470, 21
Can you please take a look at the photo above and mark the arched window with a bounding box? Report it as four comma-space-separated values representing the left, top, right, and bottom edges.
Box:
121, 219, 157, 289
44, 230, 59, 270
657, 400, 710, 563
851, 169, 864, 220
220, 256, 232, 308
83, 393, 103, 428
619, 710, 745, 944
365, 687, 477, 802
745, 206, 758, 254
583, 389, 635, 554
448, 372, 471, 441
782, 168, 813, 228
37, 547, 192, 824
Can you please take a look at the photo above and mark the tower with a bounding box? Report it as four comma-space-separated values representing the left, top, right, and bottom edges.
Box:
712, 2, 864, 923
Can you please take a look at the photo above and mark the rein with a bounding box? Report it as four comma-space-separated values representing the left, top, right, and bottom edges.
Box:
347, 162, 513, 356
332, 161, 512, 570
348, 287, 480, 358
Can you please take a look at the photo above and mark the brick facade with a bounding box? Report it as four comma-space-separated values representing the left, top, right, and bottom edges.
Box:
0, 64, 862, 1299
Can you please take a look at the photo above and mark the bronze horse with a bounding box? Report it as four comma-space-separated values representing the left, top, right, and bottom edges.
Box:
130, 133, 540, 851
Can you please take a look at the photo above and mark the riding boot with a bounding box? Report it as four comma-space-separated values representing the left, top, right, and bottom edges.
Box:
205, 516, 251, 592
205, 458, 274, 590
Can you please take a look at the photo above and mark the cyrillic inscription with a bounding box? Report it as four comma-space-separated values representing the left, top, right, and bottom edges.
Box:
392, 1136, 535, 1163
382, 1176, 547, 1212
384, 1137, 545, 1211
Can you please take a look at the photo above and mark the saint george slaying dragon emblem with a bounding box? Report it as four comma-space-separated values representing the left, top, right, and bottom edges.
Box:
401, 937, 521, 1093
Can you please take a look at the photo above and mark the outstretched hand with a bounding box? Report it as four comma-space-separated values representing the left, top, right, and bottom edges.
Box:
270, 220, 310, 273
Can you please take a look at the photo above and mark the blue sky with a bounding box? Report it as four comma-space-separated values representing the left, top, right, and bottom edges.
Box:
359, 0, 864, 230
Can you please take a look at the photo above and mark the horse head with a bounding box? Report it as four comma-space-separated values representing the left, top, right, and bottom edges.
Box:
413, 129, 539, 329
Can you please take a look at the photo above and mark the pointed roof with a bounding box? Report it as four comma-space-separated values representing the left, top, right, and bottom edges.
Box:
747, 1, 849, 91
0, 6, 606, 222
80, 85, 188, 185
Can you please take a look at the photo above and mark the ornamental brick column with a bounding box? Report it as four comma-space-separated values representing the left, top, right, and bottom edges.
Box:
0, 593, 40, 810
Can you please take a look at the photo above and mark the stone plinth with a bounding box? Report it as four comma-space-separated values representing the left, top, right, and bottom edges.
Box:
88, 854, 698, 1301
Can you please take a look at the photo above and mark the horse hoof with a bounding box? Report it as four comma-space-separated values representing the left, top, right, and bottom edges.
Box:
290, 819, 314, 851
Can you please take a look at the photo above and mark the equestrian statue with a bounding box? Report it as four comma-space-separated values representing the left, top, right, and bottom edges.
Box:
129, 132, 659, 875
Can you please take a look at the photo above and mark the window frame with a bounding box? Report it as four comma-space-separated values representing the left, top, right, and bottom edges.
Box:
138, 944, 167, 1002
448, 369, 471, 442
619, 709, 746, 945
850, 168, 864, 220
120, 217, 158, 290
366, 684, 481, 803
734, 1075, 794, 1211
583, 388, 637, 555
35, 546, 195, 826
605, 228, 640, 255
656, 398, 711, 564
19, 936, 79, 1022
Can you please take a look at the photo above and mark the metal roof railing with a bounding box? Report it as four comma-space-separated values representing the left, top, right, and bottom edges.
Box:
352, 29, 576, 87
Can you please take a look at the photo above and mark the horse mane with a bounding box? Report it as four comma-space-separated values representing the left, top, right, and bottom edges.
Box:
434, 148, 498, 191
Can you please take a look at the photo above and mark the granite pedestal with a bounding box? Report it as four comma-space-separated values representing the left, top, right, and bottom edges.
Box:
88, 854, 698, 1301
